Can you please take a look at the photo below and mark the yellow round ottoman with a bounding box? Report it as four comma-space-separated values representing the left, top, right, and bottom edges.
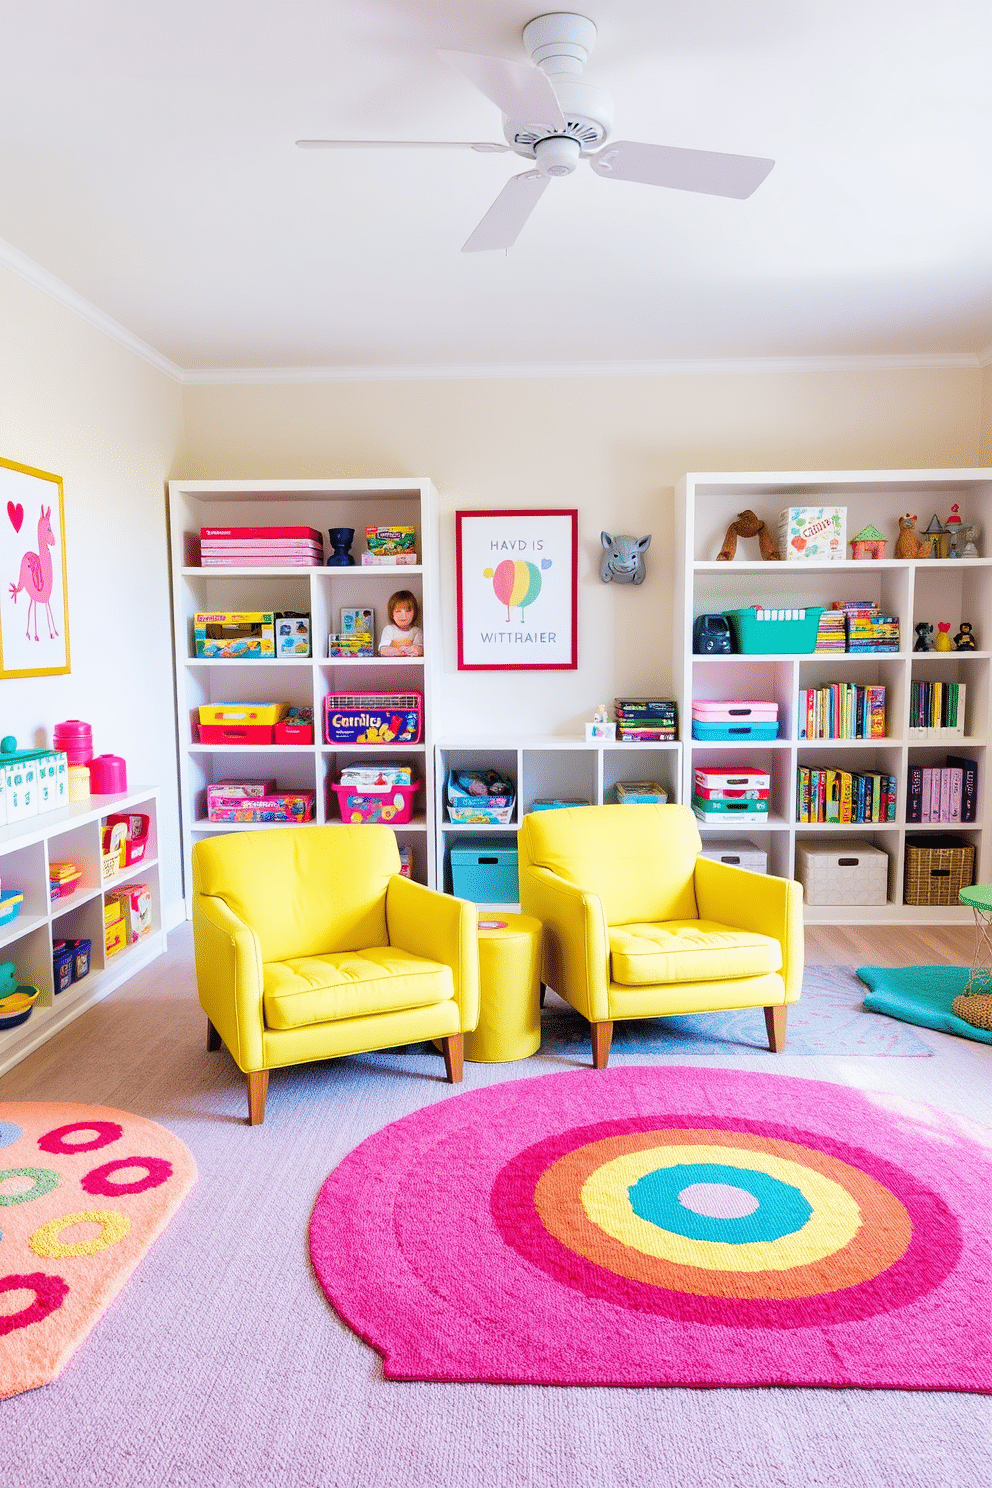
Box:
465, 913, 543, 1063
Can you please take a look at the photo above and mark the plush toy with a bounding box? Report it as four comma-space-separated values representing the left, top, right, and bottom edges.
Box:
913, 621, 933, 652
895, 514, 932, 559
934, 621, 953, 652
600, 532, 651, 584
716, 510, 780, 562
954, 622, 977, 651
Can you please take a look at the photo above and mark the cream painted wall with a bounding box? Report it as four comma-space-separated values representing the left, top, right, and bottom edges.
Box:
980, 362, 991, 464
0, 266, 185, 915
177, 368, 984, 740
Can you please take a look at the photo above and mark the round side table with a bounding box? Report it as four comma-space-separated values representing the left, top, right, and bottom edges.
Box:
465, 912, 543, 1063
958, 884, 992, 995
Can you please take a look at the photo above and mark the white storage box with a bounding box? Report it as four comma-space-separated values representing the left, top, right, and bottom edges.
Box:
795, 838, 889, 906
778, 506, 846, 561
698, 839, 768, 873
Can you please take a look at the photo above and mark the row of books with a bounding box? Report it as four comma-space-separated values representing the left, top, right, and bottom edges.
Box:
907, 756, 977, 823
199, 525, 325, 568
615, 697, 677, 742
798, 684, 886, 739
814, 601, 899, 653
907, 681, 966, 736
796, 767, 897, 823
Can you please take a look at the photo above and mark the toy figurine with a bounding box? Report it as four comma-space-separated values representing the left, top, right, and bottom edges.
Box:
923, 514, 949, 558
960, 523, 980, 559
716, 510, 780, 562
945, 504, 964, 558
378, 591, 423, 656
934, 621, 953, 652
954, 622, 978, 651
895, 514, 932, 559
913, 621, 933, 652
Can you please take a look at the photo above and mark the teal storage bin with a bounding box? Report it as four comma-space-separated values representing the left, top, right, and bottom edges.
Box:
726, 607, 823, 655
450, 839, 519, 903
691, 720, 779, 741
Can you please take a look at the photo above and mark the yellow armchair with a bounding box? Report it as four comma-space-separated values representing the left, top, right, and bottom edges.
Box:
192, 825, 479, 1123
518, 803, 803, 1067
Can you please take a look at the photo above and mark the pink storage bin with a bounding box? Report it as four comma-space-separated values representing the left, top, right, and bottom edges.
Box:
331, 782, 419, 824
694, 767, 771, 792
691, 701, 779, 722
105, 813, 150, 866
89, 754, 128, 792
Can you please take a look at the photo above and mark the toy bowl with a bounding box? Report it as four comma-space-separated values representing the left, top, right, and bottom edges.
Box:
0, 984, 40, 1030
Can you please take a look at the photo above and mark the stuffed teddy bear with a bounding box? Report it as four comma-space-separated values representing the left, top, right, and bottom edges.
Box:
716, 510, 780, 561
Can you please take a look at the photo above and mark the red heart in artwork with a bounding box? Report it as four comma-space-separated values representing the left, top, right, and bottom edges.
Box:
7, 501, 23, 532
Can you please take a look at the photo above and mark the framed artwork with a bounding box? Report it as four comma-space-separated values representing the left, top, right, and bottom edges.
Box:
456, 508, 578, 670
0, 456, 71, 678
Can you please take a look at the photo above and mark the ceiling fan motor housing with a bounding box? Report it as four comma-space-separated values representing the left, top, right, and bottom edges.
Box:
505, 14, 612, 159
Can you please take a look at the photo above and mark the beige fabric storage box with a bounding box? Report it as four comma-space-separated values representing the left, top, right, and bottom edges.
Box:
796, 839, 889, 906
698, 839, 767, 873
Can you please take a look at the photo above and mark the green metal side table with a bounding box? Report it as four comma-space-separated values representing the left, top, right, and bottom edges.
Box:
958, 884, 992, 995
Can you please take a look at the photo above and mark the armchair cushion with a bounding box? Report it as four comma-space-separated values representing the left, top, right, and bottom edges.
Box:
263, 948, 453, 1031
608, 919, 783, 987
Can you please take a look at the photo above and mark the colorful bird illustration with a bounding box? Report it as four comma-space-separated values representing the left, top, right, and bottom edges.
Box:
484, 557, 552, 621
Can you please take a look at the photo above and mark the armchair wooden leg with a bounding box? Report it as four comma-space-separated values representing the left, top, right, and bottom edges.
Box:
206, 1018, 221, 1052
591, 1021, 613, 1069
441, 1033, 464, 1084
764, 1005, 788, 1053
246, 1070, 269, 1125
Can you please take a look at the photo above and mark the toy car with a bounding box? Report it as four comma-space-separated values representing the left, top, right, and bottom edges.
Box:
692, 614, 735, 654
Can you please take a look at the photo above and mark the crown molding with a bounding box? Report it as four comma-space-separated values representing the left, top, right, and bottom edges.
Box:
0, 236, 183, 382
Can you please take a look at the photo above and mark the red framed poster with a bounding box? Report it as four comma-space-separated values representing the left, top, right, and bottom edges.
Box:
455, 508, 578, 670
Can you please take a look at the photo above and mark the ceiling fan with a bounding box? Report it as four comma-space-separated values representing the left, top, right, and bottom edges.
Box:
297, 12, 774, 253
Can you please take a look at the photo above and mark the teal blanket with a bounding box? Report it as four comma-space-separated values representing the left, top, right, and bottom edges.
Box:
857, 964, 992, 1044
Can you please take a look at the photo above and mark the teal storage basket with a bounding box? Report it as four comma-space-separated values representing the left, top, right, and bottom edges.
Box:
450, 839, 519, 903
726, 607, 823, 655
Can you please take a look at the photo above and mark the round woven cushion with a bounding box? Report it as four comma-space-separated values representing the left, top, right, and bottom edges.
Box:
952, 992, 992, 1030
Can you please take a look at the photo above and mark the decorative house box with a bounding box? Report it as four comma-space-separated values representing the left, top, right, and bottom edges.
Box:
450, 840, 519, 904
778, 506, 847, 561
795, 839, 889, 906
698, 839, 768, 873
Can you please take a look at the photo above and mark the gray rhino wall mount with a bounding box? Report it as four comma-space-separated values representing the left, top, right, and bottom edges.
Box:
600, 531, 651, 584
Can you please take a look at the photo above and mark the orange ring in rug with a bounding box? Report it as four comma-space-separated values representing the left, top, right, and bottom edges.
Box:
29, 1209, 131, 1259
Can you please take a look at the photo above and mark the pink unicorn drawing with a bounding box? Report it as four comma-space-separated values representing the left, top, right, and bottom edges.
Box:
10, 504, 60, 641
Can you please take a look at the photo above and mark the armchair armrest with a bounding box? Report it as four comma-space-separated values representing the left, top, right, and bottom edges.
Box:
386, 876, 479, 1034
192, 892, 266, 1071
693, 857, 804, 1003
519, 863, 611, 1022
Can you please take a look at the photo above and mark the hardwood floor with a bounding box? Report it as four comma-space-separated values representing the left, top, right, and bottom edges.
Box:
804, 922, 975, 966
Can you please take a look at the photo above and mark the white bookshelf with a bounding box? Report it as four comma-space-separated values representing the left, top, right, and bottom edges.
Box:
0, 788, 165, 1076
168, 479, 440, 912
674, 470, 992, 924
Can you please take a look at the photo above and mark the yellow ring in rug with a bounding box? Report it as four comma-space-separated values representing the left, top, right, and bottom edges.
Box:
580, 1143, 862, 1271
534, 1128, 912, 1299
29, 1208, 131, 1258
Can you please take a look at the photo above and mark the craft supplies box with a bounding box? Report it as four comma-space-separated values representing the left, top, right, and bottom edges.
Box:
698, 839, 768, 873
331, 782, 419, 824
778, 507, 847, 561
194, 612, 275, 659
725, 607, 823, 655
324, 693, 423, 745
614, 782, 669, 804
207, 791, 316, 824
450, 841, 519, 904
796, 840, 889, 906
365, 526, 416, 556
903, 835, 975, 905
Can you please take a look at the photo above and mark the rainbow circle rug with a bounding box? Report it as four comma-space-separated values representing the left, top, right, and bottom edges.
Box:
0, 1103, 197, 1398
309, 1067, 991, 1390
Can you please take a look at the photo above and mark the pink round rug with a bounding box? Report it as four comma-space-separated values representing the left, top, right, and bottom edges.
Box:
308, 1066, 991, 1389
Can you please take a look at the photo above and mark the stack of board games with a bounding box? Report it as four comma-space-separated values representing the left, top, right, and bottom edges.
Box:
614, 698, 678, 741
199, 525, 324, 567
692, 766, 770, 823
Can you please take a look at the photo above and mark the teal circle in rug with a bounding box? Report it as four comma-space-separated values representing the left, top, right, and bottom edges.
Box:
628, 1161, 813, 1244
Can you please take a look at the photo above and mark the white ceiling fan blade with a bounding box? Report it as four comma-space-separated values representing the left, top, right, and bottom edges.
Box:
439, 49, 566, 131
296, 139, 511, 153
590, 141, 774, 199
462, 170, 551, 253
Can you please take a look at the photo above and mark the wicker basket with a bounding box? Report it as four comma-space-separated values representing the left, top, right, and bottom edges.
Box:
903, 834, 975, 905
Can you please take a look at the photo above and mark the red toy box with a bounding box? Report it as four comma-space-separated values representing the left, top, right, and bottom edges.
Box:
197, 722, 276, 745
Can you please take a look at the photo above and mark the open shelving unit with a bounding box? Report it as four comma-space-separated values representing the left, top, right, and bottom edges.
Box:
168, 479, 440, 912
674, 470, 992, 923
0, 787, 165, 1077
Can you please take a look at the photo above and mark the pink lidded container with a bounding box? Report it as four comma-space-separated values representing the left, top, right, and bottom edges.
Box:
88, 754, 128, 794
53, 719, 94, 764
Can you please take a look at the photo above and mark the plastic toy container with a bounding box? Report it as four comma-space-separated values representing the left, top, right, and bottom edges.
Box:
0, 889, 24, 927
691, 701, 779, 722
691, 720, 780, 741
88, 754, 128, 793
725, 607, 823, 655
331, 782, 419, 824
105, 812, 149, 866
692, 795, 769, 823
450, 841, 519, 903
197, 723, 275, 745
614, 781, 669, 804
49, 863, 82, 900
324, 693, 423, 745
694, 767, 771, 793
53, 719, 93, 764
0, 984, 40, 1030
198, 702, 291, 726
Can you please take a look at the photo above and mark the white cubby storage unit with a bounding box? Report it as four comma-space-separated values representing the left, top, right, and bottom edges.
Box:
0, 788, 164, 1077
674, 470, 992, 924
435, 738, 683, 906
169, 479, 440, 913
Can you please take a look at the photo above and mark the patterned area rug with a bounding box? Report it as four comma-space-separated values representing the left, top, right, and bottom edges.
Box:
0, 1103, 197, 1398
309, 1067, 991, 1390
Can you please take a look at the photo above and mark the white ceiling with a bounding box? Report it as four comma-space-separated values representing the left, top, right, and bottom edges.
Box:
1, 0, 990, 379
